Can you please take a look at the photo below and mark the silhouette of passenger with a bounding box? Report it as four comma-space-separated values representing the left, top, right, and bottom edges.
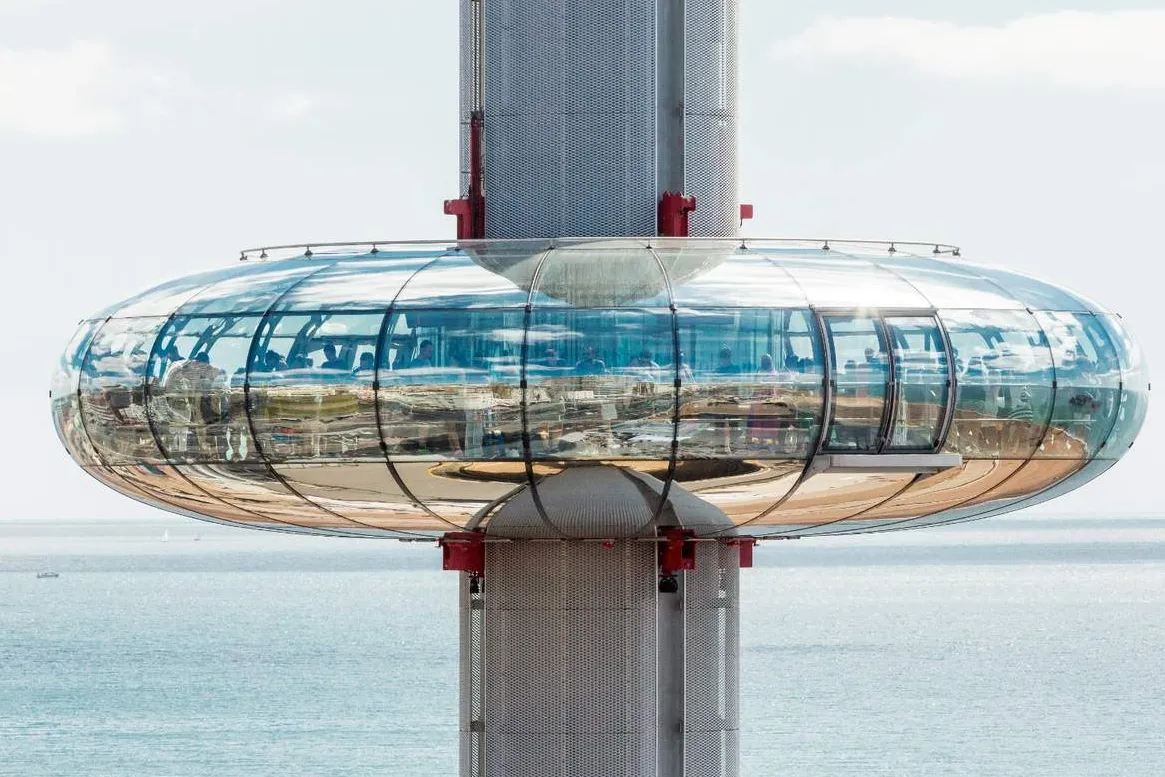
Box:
715, 346, 740, 375
542, 348, 567, 368
321, 344, 346, 370
263, 350, 287, 373
353, 352, 376, 376
756, 353, 777, 376
413, 340, 435, 369
575, 346, 607, 375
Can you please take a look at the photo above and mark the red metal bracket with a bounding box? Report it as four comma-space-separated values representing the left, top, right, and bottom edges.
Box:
728, 537, 757, 569
439, 532, 485, 576
659, 529, 697, 574
444, 112, 486, 240
658, 192, 696, 237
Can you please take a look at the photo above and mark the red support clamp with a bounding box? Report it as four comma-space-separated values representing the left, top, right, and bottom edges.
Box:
439, 532, 485, 576
658, 191, 696, 237
444, 112, 486, 240
728, 538, 757, 569
659, 529, 697, 574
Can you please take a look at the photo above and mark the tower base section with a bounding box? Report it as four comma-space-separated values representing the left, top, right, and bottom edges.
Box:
458, 538, 739, 777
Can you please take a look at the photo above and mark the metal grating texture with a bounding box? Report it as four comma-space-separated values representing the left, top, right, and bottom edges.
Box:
684, 541, 741, 776
459, 573, 486, 777
458, 0, 478, 197
481, 540, 657, 776
480, 0, 657, 239
684, 0, 739, 237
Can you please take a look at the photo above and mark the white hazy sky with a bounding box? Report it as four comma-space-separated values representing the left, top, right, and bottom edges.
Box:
1, 1, 1160, 520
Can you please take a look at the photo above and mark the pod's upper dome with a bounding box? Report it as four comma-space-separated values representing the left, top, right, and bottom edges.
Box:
52, 239, 1148, 539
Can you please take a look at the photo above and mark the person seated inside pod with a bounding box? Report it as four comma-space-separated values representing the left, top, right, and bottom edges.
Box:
320, 343, 347, 371
574, 345, 608, 376
714, 346, 741, 376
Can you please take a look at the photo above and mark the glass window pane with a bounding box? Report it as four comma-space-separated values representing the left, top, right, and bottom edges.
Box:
877, 256, 1023, 310
534, 245, 671, 307
678, 309, 824, 459
379, 309, 526, 459
967, 264, 1099, 311
681, 460, 803, 526
393, 253, 536, 308
174, 261, 325, 316
149, 316, 262, 464
858, 459, 1022, 522
766, 472, 915, 529
273, 252, 447, 311
176, 463, 356, 531
247, 313, 385, 462
1099, 314, 1149, 457
528, 309, 676, 460
776, 252, 930, 309
885, 316, 949, 450
80, 317, 169, 464
86, 264, 259, 321
395, 461, 519, 526
823, 315, 889, 452
940, 310, 1054, 459
663, 247, 810, 307
1034, 312, 1121, 459
272, 463, 449, 532
52, 320, 103, 466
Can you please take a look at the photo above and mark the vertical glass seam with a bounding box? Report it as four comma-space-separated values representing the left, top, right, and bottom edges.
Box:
375, 252, 465, 531
642, 244, 681, 535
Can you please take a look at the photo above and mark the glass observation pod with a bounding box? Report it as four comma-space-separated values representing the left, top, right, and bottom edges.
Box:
51, 238, 1149, 539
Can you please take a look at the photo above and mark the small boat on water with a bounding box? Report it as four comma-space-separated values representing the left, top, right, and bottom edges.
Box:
36, 571, 60, 579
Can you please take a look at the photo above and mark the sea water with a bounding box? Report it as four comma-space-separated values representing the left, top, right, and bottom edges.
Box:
2, 517, 1163, 776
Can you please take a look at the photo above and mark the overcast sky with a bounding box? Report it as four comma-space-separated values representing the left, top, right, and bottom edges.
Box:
2, 0, 1160, 520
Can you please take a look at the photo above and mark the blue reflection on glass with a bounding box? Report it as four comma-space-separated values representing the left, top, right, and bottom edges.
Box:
1099, 314, 1150, 457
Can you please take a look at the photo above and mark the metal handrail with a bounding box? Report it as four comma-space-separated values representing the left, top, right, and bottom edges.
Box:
239, 236, 962, 261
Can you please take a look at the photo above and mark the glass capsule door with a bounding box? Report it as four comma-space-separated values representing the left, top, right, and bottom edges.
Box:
883, 316, 950, 451
822, 315, 891, 451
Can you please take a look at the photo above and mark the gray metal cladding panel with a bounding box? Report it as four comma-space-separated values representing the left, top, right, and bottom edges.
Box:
685, 115, 738, 237
685, 0, 739, 114
685, 543, 741, 766
486, 732, 656, 777
686, 730, 741, 777
482, 0, 658, 238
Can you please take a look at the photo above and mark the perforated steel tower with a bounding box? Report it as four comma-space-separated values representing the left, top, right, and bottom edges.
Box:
447, 3, 743, 775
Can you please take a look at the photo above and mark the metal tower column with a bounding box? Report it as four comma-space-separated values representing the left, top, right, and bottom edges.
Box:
456, 537, 740, 777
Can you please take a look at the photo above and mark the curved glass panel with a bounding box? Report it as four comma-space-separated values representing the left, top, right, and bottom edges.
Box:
393, 253, 536, 308
680, 460, 803, 526
86, 264, 257, 321
109, 463, 315, 532
775, 252, 930, 309
79, 317, 169, 465
173, 260, 326, 316
528, 309, 675, 460
395, 461, 519, 526
1034, 312, 1121, 459
962, 459, 1116, 525
876, 256, 1022, 310
766, 472, 915, 529
941, 309, 1053, 459
274, 252, 446, 312
52, 320, 103, 466
534, 246, 671, 307
379, 309, 526, 459
823, 315, 889, 452
271, 463, 448, 532
885, 316, 949, 450
1100, 314, 1149, 458
149, 315, 261, 464
677, 308, 824, 459
965, 264, 1099, 312
247, 312, 384, 462
665, 250, 808, 308
857, 459, 1025, 521
176, 463, 356, 531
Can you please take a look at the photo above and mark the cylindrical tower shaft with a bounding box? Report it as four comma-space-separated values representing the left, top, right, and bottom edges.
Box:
456, 0, 739, 240
458, 539, 740, 777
